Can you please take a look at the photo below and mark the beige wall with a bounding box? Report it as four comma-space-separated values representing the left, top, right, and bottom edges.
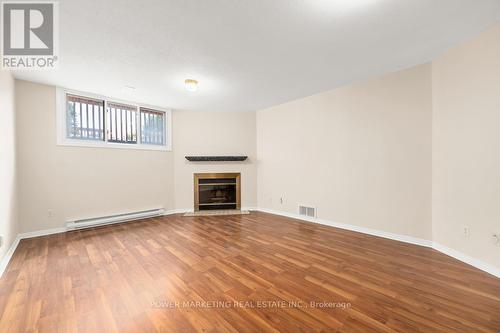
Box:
16, 80, 175, 233
432, 22, 500, 268
173, 110, 257, 210
0, 70, 18, 260
257, 64, 433, 240
11, 22, 500, 273
14, 81, 257, 233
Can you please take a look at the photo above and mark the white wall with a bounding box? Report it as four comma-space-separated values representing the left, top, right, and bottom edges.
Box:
432, 22, 500, 268
16, 80, 175, 233
257, 64, 433, 240
0, 70, 18, 260
172, 110, 257, 210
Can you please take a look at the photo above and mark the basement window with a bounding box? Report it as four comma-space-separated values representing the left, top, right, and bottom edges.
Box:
140, 108, 165, 146
106, 102, 138, 144
57, 88, 171, 151
66, 95, 105, 141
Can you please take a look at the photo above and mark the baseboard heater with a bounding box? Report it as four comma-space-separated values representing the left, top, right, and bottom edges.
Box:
66, 208, 164, 230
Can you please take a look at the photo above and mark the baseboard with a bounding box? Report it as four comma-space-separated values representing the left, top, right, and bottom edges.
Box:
0, 235, 21, 278
256, 207, 433, 247
0, 227, 68, 278
256, 207, 500, 279
3, 208, 497, 280
432, 242, 500, 278
17, 210, 190, 239
18, 227, 67, 239
0, 212, 175, 278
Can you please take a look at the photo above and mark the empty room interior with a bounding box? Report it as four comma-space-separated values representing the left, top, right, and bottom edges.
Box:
1, 0, 500, 332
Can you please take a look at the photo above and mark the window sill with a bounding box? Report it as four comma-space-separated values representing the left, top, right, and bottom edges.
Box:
57, 140, 171, 152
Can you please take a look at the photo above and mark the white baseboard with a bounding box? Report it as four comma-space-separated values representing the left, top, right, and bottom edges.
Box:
256, 207, 500, 279
0, 211, 173, 278
2, 208, 498, 279
432, 242, 500, 278
18, 227, 67, 239
0, 235, 21, 278
0, 227, 68, 277
256, 207, 433, 247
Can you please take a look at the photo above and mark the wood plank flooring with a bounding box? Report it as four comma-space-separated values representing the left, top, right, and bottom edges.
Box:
0, 212, 499, 332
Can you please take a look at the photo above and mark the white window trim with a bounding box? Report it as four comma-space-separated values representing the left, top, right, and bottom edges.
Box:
56, 87, 172, 151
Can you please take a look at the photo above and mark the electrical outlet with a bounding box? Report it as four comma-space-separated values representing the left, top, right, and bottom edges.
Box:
280, 196, 284, 205
463, 226, 470, 239
492, 233, 500, 246
48, 209, 54, 218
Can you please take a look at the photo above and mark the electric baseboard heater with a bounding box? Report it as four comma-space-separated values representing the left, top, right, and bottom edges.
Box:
66, 208, 164, 230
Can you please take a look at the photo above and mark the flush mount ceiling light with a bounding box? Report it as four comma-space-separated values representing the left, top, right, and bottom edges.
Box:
185, 79, 198, 92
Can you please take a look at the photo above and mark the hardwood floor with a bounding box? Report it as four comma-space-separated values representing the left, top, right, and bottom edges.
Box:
1, 212, 499, 332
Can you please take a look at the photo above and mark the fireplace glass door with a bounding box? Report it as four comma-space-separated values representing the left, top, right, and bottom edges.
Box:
194, 173, 241, 211
198, 178, 237, 210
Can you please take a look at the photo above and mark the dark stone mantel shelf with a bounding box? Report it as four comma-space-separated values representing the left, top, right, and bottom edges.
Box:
185, 156, 248, 162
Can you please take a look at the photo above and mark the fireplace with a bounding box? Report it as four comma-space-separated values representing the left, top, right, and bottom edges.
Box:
194, 173, 241, 211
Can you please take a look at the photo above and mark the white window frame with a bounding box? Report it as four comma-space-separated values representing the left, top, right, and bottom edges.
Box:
56, 87, 172, 151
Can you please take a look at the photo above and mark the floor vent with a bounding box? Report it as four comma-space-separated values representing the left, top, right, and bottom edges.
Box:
66, 208, 164, 230
299, 205, 316, 218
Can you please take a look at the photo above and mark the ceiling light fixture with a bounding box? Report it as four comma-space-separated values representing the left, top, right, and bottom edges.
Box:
185, 79, 198, 92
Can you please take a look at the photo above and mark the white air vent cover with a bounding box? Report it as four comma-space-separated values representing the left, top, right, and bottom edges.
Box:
299, 205, 316, 218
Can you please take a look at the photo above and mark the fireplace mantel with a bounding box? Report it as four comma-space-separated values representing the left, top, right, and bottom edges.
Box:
185, 156, 248, 162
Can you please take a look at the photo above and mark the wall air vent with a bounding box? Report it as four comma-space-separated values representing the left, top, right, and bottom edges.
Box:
299, 205, 316, 218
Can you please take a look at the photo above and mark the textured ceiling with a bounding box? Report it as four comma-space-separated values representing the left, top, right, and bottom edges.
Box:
13, 0, 500, 111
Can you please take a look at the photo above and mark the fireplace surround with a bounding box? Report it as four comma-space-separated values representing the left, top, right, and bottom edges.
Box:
193, 173, 241, 211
